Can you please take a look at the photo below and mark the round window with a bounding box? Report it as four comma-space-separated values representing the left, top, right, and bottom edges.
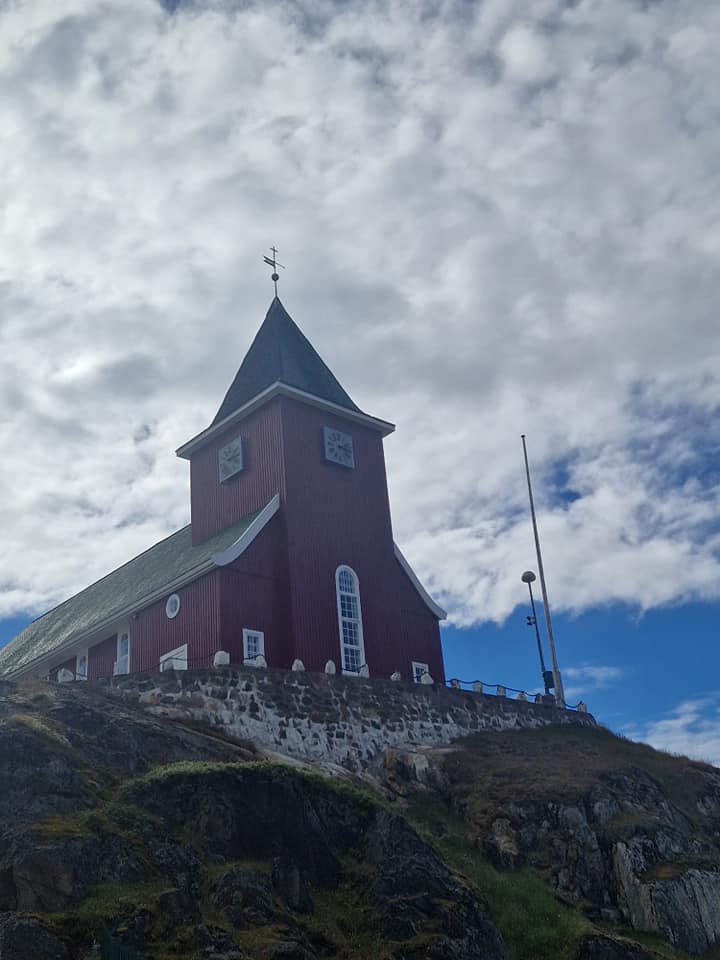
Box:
165, 594, 181, 619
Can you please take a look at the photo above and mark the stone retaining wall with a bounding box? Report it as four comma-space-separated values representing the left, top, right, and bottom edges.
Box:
103, 666, 595, 769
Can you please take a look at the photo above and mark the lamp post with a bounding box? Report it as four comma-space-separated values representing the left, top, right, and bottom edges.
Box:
521, 435, 565, 707
521, 570, 551, 697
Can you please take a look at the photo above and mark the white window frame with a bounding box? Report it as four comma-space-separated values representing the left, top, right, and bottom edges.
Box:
160, 643, 188, 672
412, 661, 429, 683
165, 593, 181, 619
113, 627, 131, 676
335, 565, 366, 676
76, 650, 89, 681
242, 628, 265, 664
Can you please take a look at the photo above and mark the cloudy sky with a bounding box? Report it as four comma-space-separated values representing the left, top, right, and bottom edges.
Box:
1, 0, 718, 759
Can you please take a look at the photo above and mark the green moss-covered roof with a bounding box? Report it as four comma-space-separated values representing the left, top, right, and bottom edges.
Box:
0, 511, 261, 677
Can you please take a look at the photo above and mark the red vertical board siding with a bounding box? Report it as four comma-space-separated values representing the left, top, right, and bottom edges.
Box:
279, 397, 445, 682
88, 635, 117, 680
189, 399, 286, 545
131, 570, 222, 671
219, 511, 294, 667
80, 386, 442, 681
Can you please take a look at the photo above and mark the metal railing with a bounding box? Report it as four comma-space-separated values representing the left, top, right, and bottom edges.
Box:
442, 676, 587, 711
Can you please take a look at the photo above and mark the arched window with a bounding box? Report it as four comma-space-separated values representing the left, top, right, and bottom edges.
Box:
335, 566, 366, 675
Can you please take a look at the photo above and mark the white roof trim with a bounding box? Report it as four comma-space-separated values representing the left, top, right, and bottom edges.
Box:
176, 382, 395, 459
7, 496, 282, 680
393, 543, 447, 620
212, 494, 280, 566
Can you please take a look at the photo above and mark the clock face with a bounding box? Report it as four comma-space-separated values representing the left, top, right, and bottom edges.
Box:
218, 436, 244, 483
323, 427, 354, 468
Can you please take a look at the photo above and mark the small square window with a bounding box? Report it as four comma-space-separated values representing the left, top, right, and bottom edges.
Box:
160, 643, 188, 672
412, 661, 429, 683
243, 629, 265, 664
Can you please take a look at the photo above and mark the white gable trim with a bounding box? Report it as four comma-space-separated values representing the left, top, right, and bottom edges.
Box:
212, 494, 280, 566
7, 496, 281, 680
176, 382, 395, 459
393, 543, 447, 620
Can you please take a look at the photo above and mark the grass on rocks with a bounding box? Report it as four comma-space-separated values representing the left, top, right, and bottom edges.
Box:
406, 792, 587, 960
442, 724, 718, 835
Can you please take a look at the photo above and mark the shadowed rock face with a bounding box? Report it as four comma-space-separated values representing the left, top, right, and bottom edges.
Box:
123, 768, 506, 960
0, 682, 506, 959
0, 915, 68, 960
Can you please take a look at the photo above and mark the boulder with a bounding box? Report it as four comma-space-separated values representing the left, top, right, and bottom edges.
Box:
271, 856, 313, 913
210, 866, 277, 926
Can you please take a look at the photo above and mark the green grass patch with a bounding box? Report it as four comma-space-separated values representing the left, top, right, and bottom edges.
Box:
121, 758, 387, 813
72, 879, 175, 924
6, 712, 73, 750
294, 877, 395, 959
36, 796, 164, 845
441, 725, 718, 839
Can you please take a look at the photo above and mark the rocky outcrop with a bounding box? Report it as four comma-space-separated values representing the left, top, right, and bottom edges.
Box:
442, 732, 720, 955
0, 682, 508, 959
122, 764, 507, 960
1, 679, 719, 958
479, 787, 720, 953
613, 844, 720, 954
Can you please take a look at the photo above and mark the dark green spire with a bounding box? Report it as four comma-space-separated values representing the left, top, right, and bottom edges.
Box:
212, 297, 363, 425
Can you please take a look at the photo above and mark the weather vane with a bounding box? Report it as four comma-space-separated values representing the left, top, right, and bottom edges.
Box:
263, 246, 285, 296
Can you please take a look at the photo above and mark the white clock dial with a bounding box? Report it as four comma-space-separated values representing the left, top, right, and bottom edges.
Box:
323, 427, 354, 468
218, 436, 244, 483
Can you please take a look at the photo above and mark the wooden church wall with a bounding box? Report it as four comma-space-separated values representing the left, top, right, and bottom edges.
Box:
278, 397, 445, 681
88, 635, 117, 681
190, 398, 287, 545
220, 510, 293, 668
396, 610, 443, 680
130, 570, 222, 672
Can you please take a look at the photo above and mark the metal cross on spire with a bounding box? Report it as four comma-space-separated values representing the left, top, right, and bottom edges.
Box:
263, 245, 285, 296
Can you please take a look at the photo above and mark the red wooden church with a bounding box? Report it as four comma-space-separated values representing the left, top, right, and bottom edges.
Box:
0, 297, 446, 684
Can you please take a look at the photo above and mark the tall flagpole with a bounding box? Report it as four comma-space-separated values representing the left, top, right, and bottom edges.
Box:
521, 435, 565, 707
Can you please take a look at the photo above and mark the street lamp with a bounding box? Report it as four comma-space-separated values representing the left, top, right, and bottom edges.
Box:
521, 435, 566, 707
521, 570, 551, 697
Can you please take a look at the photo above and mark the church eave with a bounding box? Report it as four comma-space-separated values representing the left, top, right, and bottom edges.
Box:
393, 543, 447, 620
176, 382, 395, 460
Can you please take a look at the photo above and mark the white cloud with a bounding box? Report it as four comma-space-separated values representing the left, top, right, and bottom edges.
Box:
498, 24, 554, 85
0, 0, 718, 633
564, 664, 625, 700
626, 697, 720, 769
